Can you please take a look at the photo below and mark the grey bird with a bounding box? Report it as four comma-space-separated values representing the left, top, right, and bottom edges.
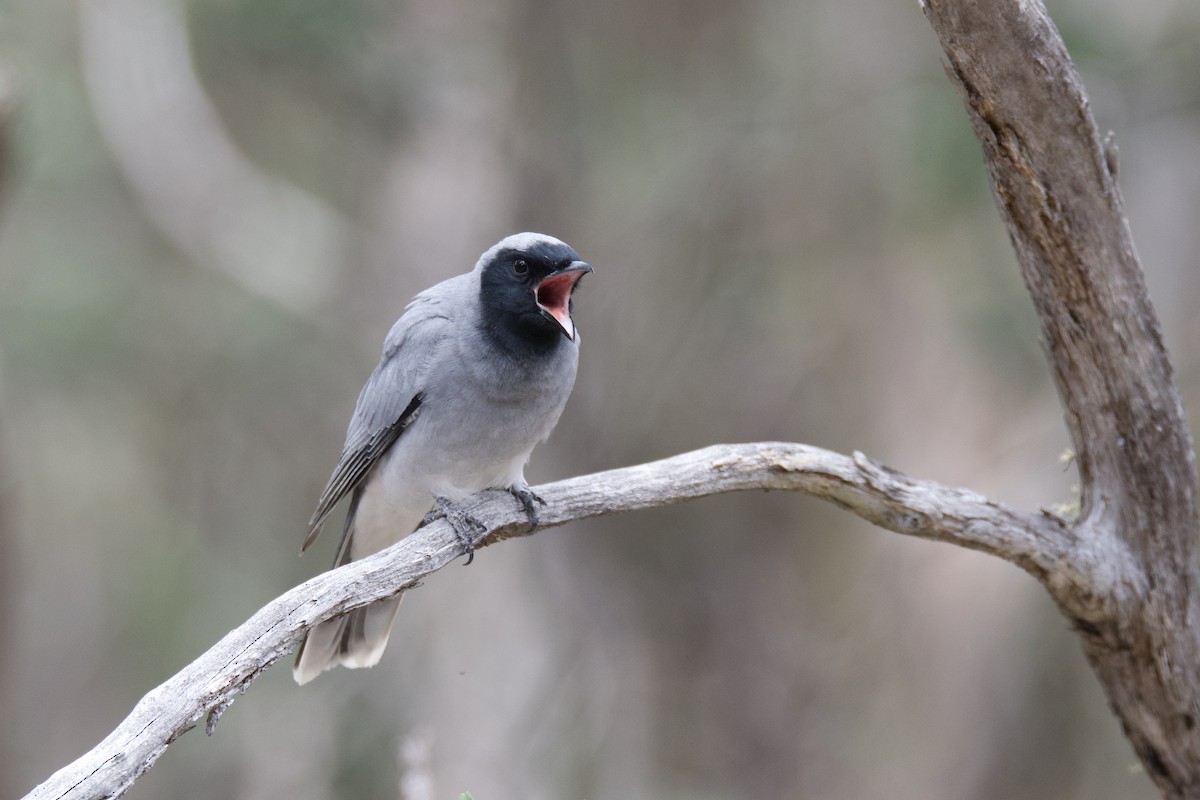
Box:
293, 232, 592, 685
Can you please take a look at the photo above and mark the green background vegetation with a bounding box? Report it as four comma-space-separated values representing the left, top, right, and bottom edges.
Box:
2, 0, 1199, 797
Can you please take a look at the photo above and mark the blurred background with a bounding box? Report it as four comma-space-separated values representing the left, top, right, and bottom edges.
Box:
2, 0, 1199, 798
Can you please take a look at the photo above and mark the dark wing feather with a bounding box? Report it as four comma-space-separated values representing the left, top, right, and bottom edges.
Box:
300, 392, 422, 552
300, 287, 459, 553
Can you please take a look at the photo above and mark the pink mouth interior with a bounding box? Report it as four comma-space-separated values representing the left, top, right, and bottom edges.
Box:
535, 271, 582, 326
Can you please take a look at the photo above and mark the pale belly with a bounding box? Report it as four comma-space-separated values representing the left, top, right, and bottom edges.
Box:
347, 380, 567, 558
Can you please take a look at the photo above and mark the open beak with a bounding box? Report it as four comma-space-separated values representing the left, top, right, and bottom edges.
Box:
535, 260, 592, 340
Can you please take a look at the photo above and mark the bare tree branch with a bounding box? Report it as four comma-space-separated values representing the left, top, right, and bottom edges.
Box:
23, 1, 1200, 798
921, 0, 1198, 550
922, 1, 1200, 796
22, 442, 1067, 800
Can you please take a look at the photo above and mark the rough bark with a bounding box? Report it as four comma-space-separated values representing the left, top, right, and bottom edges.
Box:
19, 0, 1200, 798
24, 443, 1070, 800
922, 1, 1200, 796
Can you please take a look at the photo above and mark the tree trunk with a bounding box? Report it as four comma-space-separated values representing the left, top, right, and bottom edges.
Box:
19, 0, 1200, 798
922, 1, 1200, 796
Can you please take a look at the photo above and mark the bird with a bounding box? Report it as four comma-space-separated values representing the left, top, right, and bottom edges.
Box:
293, 232, 593, 685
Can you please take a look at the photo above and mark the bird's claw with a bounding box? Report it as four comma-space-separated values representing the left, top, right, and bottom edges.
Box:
427, 496, 488, 565
421, 488, 543, 564
507, 485, 546, 531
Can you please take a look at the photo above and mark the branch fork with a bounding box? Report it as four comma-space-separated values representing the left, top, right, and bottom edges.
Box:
21, 0, 1200, 798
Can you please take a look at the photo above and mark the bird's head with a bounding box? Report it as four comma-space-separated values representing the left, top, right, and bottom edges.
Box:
477, 233, 593, 350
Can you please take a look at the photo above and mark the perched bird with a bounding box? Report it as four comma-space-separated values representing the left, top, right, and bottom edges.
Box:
293, 233, 592, 685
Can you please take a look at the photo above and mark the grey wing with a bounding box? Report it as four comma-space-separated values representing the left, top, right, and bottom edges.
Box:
300, 292, 455, 553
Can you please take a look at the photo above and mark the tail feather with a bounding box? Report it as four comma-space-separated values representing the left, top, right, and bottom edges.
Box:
293, 595, 404, 685
293, 486, 407, 685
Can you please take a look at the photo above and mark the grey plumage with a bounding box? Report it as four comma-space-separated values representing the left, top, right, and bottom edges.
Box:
294, 233, 591, 685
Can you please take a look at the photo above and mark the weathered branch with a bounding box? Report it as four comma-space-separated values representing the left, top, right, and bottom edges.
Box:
22, 442, 1071, 800
921, 0, 1198, 550
26, 1, 1200, 798
922, 1, 1200, 796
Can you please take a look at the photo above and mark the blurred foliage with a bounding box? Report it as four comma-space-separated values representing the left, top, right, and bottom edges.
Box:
2, 0, 1198, 798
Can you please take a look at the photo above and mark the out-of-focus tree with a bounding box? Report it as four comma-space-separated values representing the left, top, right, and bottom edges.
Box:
5, 0, 1200, 798
0, 61, 21, 800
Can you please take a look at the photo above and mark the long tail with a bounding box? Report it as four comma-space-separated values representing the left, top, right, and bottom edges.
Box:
293, 487, 405, 685
293, 595, 404, 685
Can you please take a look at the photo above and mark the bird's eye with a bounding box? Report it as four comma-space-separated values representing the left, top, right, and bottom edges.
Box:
513, 259, 529, 276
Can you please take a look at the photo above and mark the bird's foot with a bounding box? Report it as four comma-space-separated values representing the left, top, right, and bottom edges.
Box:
507, 485, 547, 531
423, 496, 489, 565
